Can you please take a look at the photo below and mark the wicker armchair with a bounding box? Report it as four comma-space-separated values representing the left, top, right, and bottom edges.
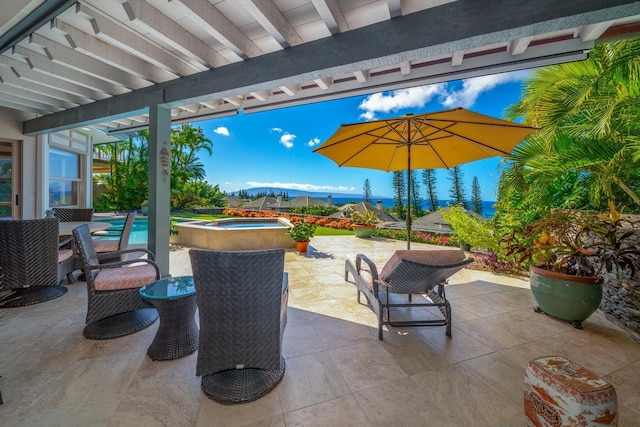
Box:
345, 249, 473, 340
189, 248, 288, 404
0, 219, 73, 307
73, 224, 159, 339
92, 213, 135, 262
52, 207, 94, 222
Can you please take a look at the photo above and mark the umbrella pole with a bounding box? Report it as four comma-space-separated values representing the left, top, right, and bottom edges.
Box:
406, 145, 411, 250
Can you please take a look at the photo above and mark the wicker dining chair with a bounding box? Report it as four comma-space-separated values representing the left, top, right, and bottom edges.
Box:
92, 213, 136, 262
73, 224, 159, 339
0, 218, 73, 307
345, 249, 473, 340
52, 207, 94, 222
189, 248, 288, 405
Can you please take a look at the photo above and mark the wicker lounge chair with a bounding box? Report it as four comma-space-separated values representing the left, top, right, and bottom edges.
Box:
189, 248, 288, 404
73, 224, 159, 339
52, 207, 94, 222
345, 249, 473, 340
0, 218, 74, 307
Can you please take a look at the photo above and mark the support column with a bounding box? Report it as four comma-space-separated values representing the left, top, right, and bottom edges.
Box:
148, 104, 171, 277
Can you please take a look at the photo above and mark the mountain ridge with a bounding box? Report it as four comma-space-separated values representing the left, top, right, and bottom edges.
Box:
227, 187, 386, 200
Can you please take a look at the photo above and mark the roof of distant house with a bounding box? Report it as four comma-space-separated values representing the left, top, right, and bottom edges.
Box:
329, 202, 397, 222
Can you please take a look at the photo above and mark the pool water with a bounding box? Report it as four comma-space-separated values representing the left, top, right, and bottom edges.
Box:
97, 217, 148, 245
212, 221, 287, 229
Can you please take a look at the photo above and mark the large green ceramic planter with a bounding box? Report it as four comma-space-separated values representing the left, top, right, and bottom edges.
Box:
352, 225, 375, 238
529, 265, 603, 328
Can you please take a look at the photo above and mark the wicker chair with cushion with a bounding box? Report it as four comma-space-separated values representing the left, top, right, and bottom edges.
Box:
73, 224, 159, 339
189, 248, 288, 405
52, 207, 94, 222
92, 213, 135, 262
345, 249, 473, 340
0, 219, 74, 307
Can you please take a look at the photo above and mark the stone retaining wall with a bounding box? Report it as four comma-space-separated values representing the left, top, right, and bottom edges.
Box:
598, 214, 640, 343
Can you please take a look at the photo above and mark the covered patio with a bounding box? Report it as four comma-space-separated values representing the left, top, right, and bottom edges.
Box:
3, 1, 640, 277
1, 236, 638, 425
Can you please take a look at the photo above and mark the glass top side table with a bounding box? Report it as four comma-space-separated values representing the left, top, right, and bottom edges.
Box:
139, 276, 198, 360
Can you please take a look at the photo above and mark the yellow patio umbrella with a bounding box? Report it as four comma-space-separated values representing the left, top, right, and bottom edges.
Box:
313, 107, 538, 249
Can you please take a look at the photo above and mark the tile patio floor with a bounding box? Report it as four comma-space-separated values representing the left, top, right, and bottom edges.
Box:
1, 236, 639, 426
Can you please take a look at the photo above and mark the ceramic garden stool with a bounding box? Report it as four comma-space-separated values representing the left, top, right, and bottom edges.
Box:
524, 356, 617, 426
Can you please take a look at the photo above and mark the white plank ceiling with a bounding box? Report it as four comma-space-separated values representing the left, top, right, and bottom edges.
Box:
1, 0, 640, 137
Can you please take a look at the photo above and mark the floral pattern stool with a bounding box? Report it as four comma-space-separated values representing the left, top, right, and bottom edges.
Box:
524, 356, 617, 426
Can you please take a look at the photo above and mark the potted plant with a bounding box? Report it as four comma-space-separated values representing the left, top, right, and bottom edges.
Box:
350, 210, 378, 238
140, 200, 149, 216
503, 202, 640, 328
286, 218, 316, 252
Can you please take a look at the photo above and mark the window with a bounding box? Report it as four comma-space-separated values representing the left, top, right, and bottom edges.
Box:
49, 148, 81, 207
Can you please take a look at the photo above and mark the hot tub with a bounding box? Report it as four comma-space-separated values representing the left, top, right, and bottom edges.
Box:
171, 217, 295, 251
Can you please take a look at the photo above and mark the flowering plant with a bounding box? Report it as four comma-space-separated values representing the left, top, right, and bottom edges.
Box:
505, 202, 640, 278
286, 218, 316, 242
350, 210, 378, 226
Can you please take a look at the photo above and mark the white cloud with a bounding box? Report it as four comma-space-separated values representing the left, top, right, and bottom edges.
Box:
357, 69, 531, 118
307, 137, 321, 147
271, 127, 283, 133
246, 181, 356, 192
439, 70, 531, 108
279, 133, 296, 148
358, 85, 446, 120
213, 126, 229, 136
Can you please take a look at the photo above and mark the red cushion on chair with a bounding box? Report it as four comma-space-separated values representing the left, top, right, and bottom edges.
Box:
94, 264, 157, 291
58, 249, 74, 263
93, 240, 119, 253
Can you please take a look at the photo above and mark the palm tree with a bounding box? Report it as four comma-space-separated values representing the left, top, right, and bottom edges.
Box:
170, 124, 213, 188
500, 37, 640, 211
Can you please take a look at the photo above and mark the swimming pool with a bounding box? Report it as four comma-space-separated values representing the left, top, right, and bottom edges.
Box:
96, 217, 149, 245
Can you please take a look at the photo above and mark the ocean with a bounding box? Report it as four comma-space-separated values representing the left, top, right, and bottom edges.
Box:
330, 197, 497, 219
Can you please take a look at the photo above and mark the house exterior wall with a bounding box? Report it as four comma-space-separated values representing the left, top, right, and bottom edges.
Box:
0, 112, 93, 219
0, 113, 38, 219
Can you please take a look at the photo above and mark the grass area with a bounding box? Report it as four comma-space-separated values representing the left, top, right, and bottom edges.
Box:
316, 226, 354, 236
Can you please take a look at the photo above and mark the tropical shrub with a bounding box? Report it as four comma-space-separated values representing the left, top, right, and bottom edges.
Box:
440, 205, 499, 252
290, 206, 339, 216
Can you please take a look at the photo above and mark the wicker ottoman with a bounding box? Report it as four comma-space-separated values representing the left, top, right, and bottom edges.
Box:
524, 356, 617, 426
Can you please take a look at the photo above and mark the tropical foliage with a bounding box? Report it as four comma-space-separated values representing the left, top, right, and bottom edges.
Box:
94, 124, 225, 212
498, 37, 640, 215
350, 209, 378, 225
440, 205, 499, 253
286, 218, 317, 242
290, 205, 339, 216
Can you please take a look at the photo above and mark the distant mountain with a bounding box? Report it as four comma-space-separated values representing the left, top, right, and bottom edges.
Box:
229, 187, 376, 200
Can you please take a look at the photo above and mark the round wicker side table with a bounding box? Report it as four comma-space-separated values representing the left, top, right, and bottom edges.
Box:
139, 276, 199, 361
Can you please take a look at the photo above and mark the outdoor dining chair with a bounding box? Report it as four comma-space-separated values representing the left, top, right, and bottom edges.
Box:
190, 248, 288, 404
73, 224, 159, 339
0, 218, 74, 307
92, 213, 135, 262
345, 249, 473, 340
52, 207, 94, 222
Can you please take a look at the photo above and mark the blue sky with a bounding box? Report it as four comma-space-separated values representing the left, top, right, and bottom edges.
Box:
193, 69, 532, 201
